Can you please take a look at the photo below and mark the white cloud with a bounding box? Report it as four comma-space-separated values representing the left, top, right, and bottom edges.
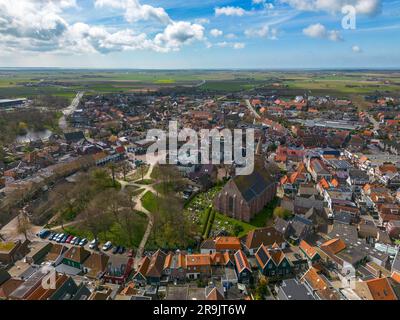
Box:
210, 28, 223, 37
0, 0, 72, 43
215, 6, 246, 17
0, 0, 205, 55
233, 42, 246, 49
225, 33, 237, 39
194, 18, 210, 24
303, 23, 342, 41
245, 25, 278, 39
352, 45, 362, 52
153, 21, 205, 52
94, 0, 171, 24
252, 0, 274, 9
281, 0, 381, 16
215, 41, 246, 49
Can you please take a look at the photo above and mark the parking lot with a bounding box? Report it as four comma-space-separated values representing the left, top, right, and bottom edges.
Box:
36, 229, 135, 259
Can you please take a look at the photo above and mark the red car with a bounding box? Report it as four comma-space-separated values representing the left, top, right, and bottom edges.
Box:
66, 235, 74, 244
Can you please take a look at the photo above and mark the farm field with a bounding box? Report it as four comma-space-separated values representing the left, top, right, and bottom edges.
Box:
1, 69, 400, 100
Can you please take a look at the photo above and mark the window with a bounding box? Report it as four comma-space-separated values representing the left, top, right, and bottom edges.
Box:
229, 196, 234, 213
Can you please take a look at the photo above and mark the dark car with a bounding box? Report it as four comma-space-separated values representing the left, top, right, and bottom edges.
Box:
112, 246, 120, 255
118, 246, 126, 254
37, 229, 51, 239
61, 235, 69, 243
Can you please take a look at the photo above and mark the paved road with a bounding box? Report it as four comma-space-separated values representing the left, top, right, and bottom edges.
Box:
366, 112, 380, 132
245, 99, 261, 119
59, 91, 84, 131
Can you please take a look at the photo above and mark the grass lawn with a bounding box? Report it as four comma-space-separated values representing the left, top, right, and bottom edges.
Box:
153, 182, 175, 195
141, 191, 159, 213
126, 186, 144, 197
249, 198, 279, 228
214, 212, 257, 238
135, 179, 154, 185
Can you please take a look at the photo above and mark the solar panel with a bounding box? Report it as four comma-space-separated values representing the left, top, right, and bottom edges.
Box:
256, 247, 269, 266
236, 252, 245, 270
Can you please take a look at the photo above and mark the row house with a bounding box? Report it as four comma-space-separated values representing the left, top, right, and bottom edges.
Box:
308, 158, 332, 182
200, 237, 241, 254
323, 187, 353, 211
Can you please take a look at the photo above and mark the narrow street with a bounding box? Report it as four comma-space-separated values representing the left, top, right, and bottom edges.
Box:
245, 99, 261, 119
59, 91, 85, 131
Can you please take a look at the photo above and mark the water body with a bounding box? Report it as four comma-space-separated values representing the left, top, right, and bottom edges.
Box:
16, 129, 53, 143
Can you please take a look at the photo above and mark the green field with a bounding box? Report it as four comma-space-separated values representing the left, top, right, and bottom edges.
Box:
1, 69, 400, 99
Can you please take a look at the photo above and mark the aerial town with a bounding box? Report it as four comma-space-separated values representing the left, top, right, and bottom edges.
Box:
1, 69, 400, 301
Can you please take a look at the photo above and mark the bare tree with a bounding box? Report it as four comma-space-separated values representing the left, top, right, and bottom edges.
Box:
17, 213, 32, 241
107, 162, 117, 187
80, 196, 113, 240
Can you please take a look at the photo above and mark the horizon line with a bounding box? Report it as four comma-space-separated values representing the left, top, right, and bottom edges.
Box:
1, 67, 400, 72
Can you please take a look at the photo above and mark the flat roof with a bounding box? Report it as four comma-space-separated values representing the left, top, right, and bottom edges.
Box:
278, 279, 315, 300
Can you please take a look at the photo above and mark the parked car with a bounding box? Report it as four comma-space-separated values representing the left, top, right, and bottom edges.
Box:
79, 238, 88, 246
61, 235, 69, 243
66, 236, 74, 244
112, 246, 120, 254
118, 246, 126, 254
56, 234, 65, 243
48, 233, 56, 241
89, 239, 98, 250
102, 241, 113, 251
37, 229, 51, 239
73, 237, 81, 245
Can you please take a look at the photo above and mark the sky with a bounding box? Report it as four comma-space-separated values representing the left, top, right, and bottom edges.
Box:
0, 0, 399, 69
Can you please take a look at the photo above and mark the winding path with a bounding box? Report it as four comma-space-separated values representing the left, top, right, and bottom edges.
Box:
124, 159, 159, 270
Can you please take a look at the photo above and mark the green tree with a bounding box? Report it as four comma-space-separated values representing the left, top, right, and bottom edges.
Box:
273, 207, 293, 220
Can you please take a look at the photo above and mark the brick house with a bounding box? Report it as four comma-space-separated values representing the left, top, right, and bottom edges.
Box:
213, 169, 277, 222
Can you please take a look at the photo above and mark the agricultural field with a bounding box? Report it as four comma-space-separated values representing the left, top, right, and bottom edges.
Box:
1, 69, 400, 101
281, 71, 400, 97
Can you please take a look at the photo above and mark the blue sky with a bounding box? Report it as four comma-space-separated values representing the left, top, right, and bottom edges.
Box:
0, 0, 399, 68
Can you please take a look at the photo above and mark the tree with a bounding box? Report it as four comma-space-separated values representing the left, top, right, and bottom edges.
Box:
121, 161, 131, 181
107, 163, 117, 187
273, 207, 293, 220
254, 276, 269, 299
80, 196, 113, 240
17, 213, 32, 241
233, 224, 244, 236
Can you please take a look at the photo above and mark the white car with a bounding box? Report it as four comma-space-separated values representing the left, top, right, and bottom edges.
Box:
102, 241, 112, 251
89, 239, 98, 249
